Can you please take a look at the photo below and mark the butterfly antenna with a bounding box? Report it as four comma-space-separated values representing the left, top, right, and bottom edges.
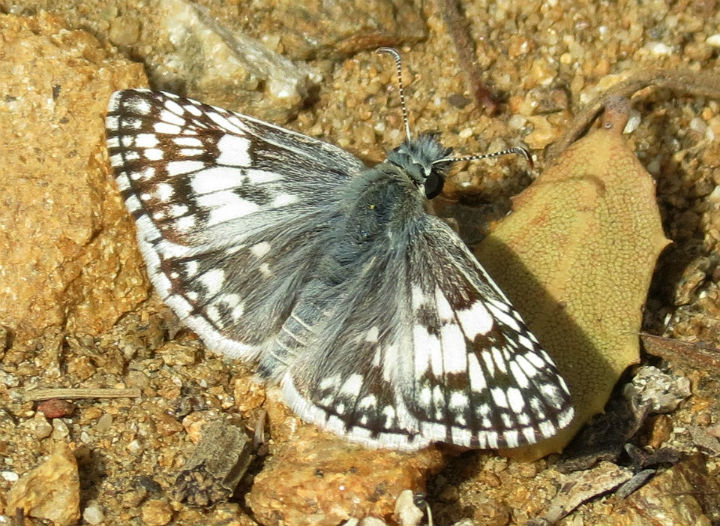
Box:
436, 145, 534, 170
377, 47, 412, 141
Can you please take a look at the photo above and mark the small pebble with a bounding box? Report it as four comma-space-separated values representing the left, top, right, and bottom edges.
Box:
83, 502, 105, 525
141, 499, 173, 526
1, 470, 19, 482
394, 490, 424, 526
51, 419, 69, 440
30, 414, 53, 439
37, 399, 75, 419
96, 413, 113, 433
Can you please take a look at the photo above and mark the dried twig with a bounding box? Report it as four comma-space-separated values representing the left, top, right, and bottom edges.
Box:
438, 0, 498, 114
640, 333, 720, 371
546, 69, 720, 160
14, 507, 25, 526
22, 387, 142, 402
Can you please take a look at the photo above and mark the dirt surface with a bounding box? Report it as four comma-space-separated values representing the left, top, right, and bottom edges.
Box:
1, 0, 719, 525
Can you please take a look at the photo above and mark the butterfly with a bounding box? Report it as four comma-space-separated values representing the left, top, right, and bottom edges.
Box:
105, 48, 574, 450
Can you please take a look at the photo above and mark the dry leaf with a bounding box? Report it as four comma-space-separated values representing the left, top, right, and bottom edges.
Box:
475, 101, 670, 458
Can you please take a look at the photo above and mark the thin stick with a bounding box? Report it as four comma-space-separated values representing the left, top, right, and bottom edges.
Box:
22, 387, 142, 402
640, 333, 720, 370
546, 68, 720, 161
438, 0, 498, 114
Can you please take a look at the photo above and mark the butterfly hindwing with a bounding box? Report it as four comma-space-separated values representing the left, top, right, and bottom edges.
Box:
280, 211, 573, 450
403, 217, 574, 448
279, 218, 429, 449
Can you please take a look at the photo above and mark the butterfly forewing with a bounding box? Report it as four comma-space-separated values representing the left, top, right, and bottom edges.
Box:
106, 90, 359, 358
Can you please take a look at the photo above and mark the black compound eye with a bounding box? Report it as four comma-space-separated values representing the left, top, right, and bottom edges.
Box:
424, 170, 444, 199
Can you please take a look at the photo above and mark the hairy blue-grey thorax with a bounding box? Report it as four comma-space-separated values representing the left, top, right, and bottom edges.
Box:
386, 133, 453, 199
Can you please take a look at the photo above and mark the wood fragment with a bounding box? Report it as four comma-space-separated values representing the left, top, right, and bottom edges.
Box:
640, 333, 720, 371
615, 469, 656, 499
22, 387, 142, 402
172, 419, 254, 507
252, 409, 268, 451
532, 463, 633, 525
13, 507, 24, 526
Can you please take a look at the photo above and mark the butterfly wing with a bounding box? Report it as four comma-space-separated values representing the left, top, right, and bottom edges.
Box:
281, 214, 574, 450
106, 89, 365, 358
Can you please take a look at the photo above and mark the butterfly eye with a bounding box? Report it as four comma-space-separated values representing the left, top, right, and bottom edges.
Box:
423, 170, 444, 199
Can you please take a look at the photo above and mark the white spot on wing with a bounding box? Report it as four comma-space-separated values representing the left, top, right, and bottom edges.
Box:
539, 420, 556, 438
509, 361, 529, 388
434, 286, 454, 321
145, 148, 163, 160
247, 169, 282, 184
216, 134, 250, 167
411, 285, 426, 309
358, 395, 376, 409
160, 109, 186, 126
491, 347, 508, 374
526, 351, 549, 369
176, 216, 196, 232
154, 183, 174, 201
491, 387, 509, 408
365, 326, 379, 343
164, 99, 185, 115
487, 303, 522, 332
419, 386, 432, 409
174, 137, 203, 147
191, 167, 244, 194
179, 148, 205, 157
199, 269, 225, 296
319, 374, 341, 391
227, 115, 250, 132
169, 204, 189, 217
413, 326, 437, 377
507, 387, 526, 413
503, 430, 520, 448
340, 374, 363, 396
182, 261, 199, 278
208, 112, 245, 134
154, 122, 182, 135
440, 323, 466, 373
271, 194, 298, 208
250, 241, 271, 258
382, 406, 396, 427
126, 96, 151, 115
184, 104, 202, 116
468, 354, 487, 392
456, 301, 494, 339
449, 391, 468, 410
135, 133, 159, 148
196, 190, 259, 225
259, 262, 272, 277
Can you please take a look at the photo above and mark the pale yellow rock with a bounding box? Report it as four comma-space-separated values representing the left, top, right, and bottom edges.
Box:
6, 442, 81, 526
141, 499, 174, 526
0, 13, 149, 341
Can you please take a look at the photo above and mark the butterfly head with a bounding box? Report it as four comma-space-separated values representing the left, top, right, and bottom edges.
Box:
387, 133, 453, 199
377, 48, 533, 201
